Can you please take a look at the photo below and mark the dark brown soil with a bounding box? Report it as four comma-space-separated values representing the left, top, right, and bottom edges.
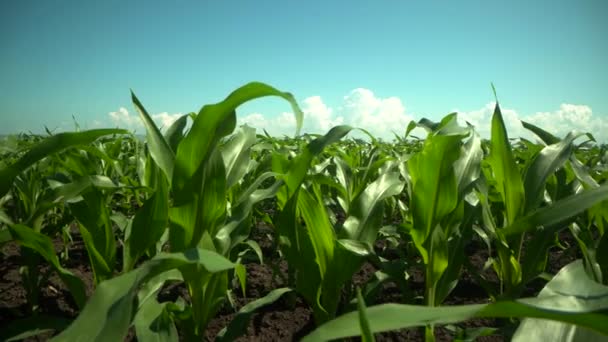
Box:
0, 222, 582, 342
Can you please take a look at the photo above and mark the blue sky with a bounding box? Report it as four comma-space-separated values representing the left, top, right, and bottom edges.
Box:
1, 0, 607, 141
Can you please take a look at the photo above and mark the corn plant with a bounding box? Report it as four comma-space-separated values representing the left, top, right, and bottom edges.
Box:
0, 129, 127, 313
301, 258, 608, 341
45, 81, 305, 341
476, 101, 608, 299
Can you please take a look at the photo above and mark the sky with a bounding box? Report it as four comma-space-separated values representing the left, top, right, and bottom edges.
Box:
1, 0, 607, 142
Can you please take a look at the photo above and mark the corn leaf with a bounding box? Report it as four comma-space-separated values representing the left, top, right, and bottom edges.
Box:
513, 260, 608, 341
221, 125, 257, 189
503, 183, 608, 237
51, 248, 234, 342
0, 129, 127, 198
487, 103, 524, 225
172, 82, 303, 193
8, 224, 87, 309
131, 91, 176, 183
522, 131, 583, 213
124, 172, 169, 271
133, 296, 178, 342
356, 288, 375, 342
302, 259, 608, 341
408, 134, 461, 263
215, 288, 293, 342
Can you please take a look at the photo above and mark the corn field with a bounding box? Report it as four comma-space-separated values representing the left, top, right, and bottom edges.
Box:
1, 82, 608, 341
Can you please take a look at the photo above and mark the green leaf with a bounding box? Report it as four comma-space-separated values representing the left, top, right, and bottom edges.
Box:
164, 114, 189, 152
215, 288, 293, 342
215, 172, 282, 256
282, 125, 353, 200
513, 260, 608, 341
340, 171, 404, 245
131, 90, 176, 183
453, 128, 482, 198
235, 262, 247, 297
487, 103, 524, 225
521, 120, 560, 145
221, 125, 257, 189
124, 172, 169, 271
523, 131, 582, 213
51, 248, 234, 342
172, 82, 303, 193
356, 288, 376, 342
133, 296, 178, 342
69, 189, 116, 284
0, 129, 127, 198
408, 134, 461, 263
169, 147, 227, 251
503, 183, 608, 237
298, 185, 336, 278
9, 224, 87, 309
302, 260, 608, 341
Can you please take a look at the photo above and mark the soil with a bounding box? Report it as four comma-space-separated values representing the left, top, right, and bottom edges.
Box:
0, 219, 582, 341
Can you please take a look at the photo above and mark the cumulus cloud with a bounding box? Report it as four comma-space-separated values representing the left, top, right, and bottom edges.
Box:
219, 88, 608, 144
456, 102, 608, 143
237, 88, 415, 139
340, 88, 414, 138
239, 111, 297, 137
301, 96, 343, 132
108, 107, 183, 132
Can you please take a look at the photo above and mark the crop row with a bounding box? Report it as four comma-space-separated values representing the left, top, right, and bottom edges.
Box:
1, 82, 608, 341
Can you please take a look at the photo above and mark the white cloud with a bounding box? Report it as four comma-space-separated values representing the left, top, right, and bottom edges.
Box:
237, 88, 415, 140
340, 88, 414, 138
239, 111, 297, 137
151, 112, 182, 130
301, 96, 343, 132
455, 102, 608, 143
109, 107, 139, 128
100, 90, 605, 144
107, 107, 184, 132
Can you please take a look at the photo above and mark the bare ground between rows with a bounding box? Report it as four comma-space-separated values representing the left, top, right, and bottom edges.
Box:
0, 223, 580, 342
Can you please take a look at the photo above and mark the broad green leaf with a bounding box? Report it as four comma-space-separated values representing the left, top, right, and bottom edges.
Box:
124, 172, 169, 271
215, 288, 293, 342
9, 224, 87, 309
453, 128, 482, 198
133, 296, 178, 342
215, 172, 282, 256
522, 131, 582, 213
298, 186, 335, 278
163, 114, 189, 152
340, 171, 404, 245
282, 125, 353, 200
221, 125, 257, 189
408, 134, 461, 262
169, 147, 227, 252
503, 183, 608, 237
302, 261, 608, 341
0, 128, 127, 198
69, 189, 116, 284
487, 103, 524, 225
51, 248, 234, 342
513, 260, 608, 341
173, 82, 303, 193
521, 120, 560, 145
356, 288, 375, 342
131, 91, 176, 183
